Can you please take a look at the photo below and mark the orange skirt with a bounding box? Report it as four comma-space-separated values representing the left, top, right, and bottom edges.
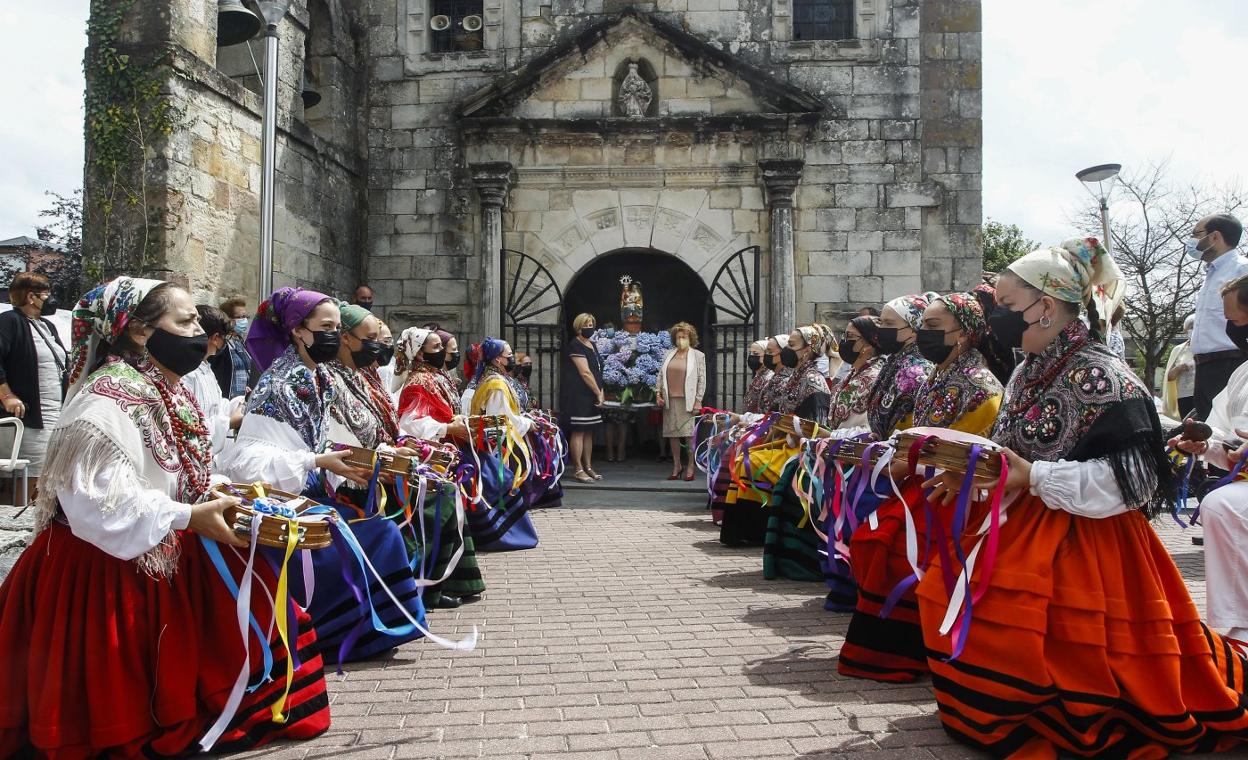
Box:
838, 477, 930, 683
918, 493, 1248, 758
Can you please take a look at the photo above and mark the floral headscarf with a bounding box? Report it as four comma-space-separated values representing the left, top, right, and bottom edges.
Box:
935, 291, 987, 339
796, 323, 836, 355
68, 276, 165, 401
884, 292, 939, 331
1007, 237, 1122, 304
392, 326, 432, 391
246, 286, 334, 373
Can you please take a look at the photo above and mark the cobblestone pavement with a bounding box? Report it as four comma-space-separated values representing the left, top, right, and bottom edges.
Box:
225, 487, 1242, 760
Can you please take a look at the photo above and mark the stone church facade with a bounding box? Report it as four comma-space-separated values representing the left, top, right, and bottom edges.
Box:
85, 0, 980, 402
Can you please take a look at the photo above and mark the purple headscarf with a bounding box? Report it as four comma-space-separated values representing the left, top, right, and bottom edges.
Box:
471, 337, 507, 383
246, 286, 334, 372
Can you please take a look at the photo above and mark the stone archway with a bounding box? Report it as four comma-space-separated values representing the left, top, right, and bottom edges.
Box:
562, 247, 710, 338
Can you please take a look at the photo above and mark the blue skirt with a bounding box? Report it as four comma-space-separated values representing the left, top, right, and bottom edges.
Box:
464, 447, 539, 551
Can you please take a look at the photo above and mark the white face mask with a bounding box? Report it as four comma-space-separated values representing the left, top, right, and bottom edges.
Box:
1185, 233, 1210, 261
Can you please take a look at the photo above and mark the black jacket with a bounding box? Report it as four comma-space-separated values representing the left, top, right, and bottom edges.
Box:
0, 309, 67, 429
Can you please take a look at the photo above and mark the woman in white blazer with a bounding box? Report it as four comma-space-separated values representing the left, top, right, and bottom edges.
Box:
656, 321, 706, 481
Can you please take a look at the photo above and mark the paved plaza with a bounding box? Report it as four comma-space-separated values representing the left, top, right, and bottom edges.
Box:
222, 471, 1235, 760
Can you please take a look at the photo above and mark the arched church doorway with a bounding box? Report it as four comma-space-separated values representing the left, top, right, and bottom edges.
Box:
563, 248, 708, 344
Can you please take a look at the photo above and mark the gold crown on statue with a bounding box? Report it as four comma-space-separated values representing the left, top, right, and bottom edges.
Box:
620, 274, 643, 323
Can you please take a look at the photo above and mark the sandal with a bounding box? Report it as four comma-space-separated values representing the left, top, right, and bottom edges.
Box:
684, 473, 695, 482
667, 473, 681, 481
587, 469, 604, 481
573, 470, 595, 484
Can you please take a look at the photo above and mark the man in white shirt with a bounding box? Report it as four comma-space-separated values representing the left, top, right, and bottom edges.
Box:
183, 305, 244, 452
1174, 274, 1248, 642
1188, 213, 1247, 420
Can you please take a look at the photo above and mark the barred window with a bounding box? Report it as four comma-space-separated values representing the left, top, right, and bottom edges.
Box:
792, 0, 855, 41
430, 0, 484, 53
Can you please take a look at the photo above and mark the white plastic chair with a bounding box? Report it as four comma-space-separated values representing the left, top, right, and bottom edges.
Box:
0, 418, 30, 508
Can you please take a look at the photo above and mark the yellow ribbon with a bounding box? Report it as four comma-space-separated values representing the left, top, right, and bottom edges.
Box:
269, 514, 299, 723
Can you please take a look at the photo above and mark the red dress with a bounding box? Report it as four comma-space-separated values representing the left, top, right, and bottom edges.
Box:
0, 524, 330, 758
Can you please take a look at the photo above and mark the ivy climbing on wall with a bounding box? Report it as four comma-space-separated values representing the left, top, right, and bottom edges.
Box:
83, 0, 185, 281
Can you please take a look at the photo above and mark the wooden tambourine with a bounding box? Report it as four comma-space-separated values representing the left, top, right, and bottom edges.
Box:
338, 444, 413, 477
467, 414, 509, 443
831, 439, 884, 468
773, 415, 832, 441
212, 483, 335, 550
894, 432, 1003, 480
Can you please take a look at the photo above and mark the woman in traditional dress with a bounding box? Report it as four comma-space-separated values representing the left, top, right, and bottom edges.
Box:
827, 315, 885, 431
219, 288, 429, 665
466, 338, 541, 550
758, 334, 791, 414
393, 326, 485, 608
759, 324, 838, 579
918, 239, 1248, 758
865, 294, 937, 440
838, 291, 1004, 680
743, 338, 772, 414
0, 277, 330, 758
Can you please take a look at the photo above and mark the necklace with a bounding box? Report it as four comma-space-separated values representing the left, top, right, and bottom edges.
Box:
143, 360, 212, 500
1006, 335, 1089, 418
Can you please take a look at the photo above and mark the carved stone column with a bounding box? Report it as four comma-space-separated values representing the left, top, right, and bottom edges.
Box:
470, 161, 515, 336
759, 157, 804, 334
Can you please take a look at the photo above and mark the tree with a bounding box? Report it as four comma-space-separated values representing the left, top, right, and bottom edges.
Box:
1070, 161, 1247, 386
35, 190, 85, 304
982, 219, 1038, 274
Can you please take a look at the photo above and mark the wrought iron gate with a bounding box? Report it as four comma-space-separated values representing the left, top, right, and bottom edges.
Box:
704, 246, 761, 411
501, 248, 564, 410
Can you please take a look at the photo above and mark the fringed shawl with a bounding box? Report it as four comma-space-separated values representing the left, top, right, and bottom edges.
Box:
912, 348, 1003, 431
324, 360, 398, 449
772, 359, 829, 421
244, 346, 333, 450
398, 361, 460, 424
829, 357, 883, 429
37, 356, 212, 578
866, 343, 933, 439
993, 320, 1177, 517
759, 366, 793, 413
744, 369, 773, 414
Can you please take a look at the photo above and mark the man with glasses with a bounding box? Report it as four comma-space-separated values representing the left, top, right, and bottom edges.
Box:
1189, 213, 1247, 420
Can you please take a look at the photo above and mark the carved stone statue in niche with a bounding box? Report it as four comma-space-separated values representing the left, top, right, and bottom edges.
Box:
618, 62, 653, 118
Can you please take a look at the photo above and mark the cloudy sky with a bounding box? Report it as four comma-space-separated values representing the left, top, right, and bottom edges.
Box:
0, 0, 1245, 244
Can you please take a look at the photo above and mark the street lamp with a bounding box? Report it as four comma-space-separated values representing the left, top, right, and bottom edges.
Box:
256, 0, 293, 299
1076, 163, 1121, 256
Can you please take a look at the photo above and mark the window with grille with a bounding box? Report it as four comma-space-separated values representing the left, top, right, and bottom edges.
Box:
792, 0, 854, 40
430, 0, 484, 53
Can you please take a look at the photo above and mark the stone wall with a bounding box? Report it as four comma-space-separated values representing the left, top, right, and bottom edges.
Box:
84, 0, 369, 306
367, 0, 982, 337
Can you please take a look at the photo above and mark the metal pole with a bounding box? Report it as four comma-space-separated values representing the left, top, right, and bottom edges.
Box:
1099, 196, 1113, 257
258, 26, 280, 299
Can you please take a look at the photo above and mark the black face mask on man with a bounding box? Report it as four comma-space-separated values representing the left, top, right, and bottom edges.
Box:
147, 328, 209, 377
1227, 321, 1248, 355
303, 330, 340, 364
916, 328, 956, 365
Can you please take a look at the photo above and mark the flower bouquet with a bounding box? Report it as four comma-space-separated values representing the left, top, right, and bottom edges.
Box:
594, 329, 671, 406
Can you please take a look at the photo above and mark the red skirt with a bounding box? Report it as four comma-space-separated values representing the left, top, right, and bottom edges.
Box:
838, 477, 930, 683
918, 494, 1248, 758
0, 523, 331, 759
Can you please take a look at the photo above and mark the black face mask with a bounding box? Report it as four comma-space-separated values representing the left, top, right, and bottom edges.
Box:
356, 300, 373, 311
516, 364, 533, 381
40, 295, 58, 317
580, 327, 595, 339
424, 349, 447, 369
875, 327, 906, 356
504, 356, 516, 371
377, 344, 395, 366
446, 351, 460, 370
1228, 321, 1248, 355
987, 298, 1042, 350
351, 338, 386, 367
147, 328, 209, 377
763, 353, 778, 370
747, 355, 763, 372
916, 328, 956, 364
837, 340, 860, 365
780, 347, 800, 369
302, 330, 340, 364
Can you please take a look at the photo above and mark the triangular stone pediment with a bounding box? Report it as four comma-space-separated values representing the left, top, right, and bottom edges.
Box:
459, 9, 823, 121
